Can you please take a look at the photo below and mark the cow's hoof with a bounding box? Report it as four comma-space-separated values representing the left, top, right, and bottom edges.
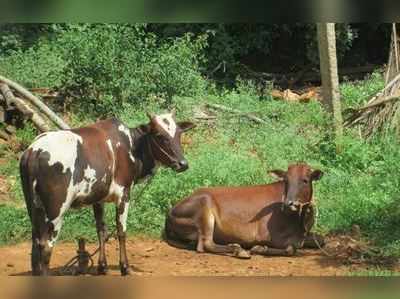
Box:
228, 243, 241, 250
97, 264, 108, 275
120, 265, 132, 276
250, 245, 268, 255
235, 249, 251, 259
285, 245, 296, 256
228, 243, 251, 259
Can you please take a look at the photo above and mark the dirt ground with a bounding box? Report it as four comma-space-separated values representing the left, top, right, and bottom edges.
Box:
0, 236, 385, 276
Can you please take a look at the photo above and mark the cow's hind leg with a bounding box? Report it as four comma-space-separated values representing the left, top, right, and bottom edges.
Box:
250, 244, 297, 256
197, 209, 250, 259
93, 203, 108, 274
31, 206, 56, 275
116, 189, 131, 276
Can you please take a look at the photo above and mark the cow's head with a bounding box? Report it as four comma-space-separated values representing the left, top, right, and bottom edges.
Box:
145, 110, 195, 172
269, 163, 323, 212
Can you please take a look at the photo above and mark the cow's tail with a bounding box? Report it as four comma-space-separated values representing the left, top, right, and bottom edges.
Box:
162, 211, 197, 251
19, 149, 38, 222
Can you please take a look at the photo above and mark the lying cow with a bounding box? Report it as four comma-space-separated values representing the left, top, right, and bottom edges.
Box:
165, 163, 324, 258
20, 111, 194, 275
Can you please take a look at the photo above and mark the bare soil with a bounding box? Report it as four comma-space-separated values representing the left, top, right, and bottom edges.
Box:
0, 236, 382, 276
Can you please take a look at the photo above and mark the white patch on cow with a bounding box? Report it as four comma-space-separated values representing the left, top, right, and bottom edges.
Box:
129, 152, 135, 164
116, 142, 121, 147
32, 179, 41, 208
106, 138, 114, 163
118, 124, 132, 147
119, 201, 130, 232
154, 113, 176, 137
76, 165, 97, 197
101, 173, 107, 183
29, 131, 83, 174
48, 164, 98, 248
109, 180, 124, 200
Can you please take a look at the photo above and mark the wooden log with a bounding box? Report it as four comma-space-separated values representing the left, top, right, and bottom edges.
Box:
0, 75, 70, 129
0, 95, 5, 122
14, 97, 51, 132
0, 83, 51, 132
0, 83, 14, 107
0, 130, 9, 140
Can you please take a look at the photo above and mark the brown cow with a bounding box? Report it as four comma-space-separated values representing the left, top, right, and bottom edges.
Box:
164, 163, 324, 258
20, 111, 195, 275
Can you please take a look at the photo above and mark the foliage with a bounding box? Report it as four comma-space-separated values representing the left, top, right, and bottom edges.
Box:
340, 70, 385, 108
0, 40, 67, 89
0, 24, 208, 116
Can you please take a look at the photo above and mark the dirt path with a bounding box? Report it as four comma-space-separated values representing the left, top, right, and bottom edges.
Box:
0, 236, 378, 276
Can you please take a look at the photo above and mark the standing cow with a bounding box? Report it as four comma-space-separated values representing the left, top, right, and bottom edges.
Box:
20, 111, 195, 275
165, 163, 324, 258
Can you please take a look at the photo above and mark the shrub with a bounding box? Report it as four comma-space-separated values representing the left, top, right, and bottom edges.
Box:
57, 24, 208, 115
0, 40, 66, 88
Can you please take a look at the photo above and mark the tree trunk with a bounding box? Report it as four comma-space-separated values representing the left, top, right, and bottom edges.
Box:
0, 75, 70, 130
317, 23, 343, 153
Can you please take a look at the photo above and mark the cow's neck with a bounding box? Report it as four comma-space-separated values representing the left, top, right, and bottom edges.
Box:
130, 127, 157, 180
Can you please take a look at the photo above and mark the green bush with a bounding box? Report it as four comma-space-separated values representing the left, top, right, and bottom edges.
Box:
57, 24, 208, 115
0, 40, 66, 88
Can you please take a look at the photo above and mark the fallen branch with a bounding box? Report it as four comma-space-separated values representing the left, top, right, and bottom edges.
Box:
0, 83, 51, 132
0, 75, 70, 130
366, 73, 400, 105
205, 103, 267, 124
356, 95, 400, 112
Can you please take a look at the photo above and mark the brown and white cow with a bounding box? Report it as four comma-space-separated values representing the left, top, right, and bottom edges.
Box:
20, 111, 195, 275
164, 163, 324, 258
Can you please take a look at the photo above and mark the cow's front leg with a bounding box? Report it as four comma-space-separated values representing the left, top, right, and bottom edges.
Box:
116, 189, 131, 276
250, 244, 297, 256
93, 203, 108, 274
303, 233, 325, 249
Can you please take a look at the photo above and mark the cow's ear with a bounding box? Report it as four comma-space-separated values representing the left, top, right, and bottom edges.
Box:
310, 169, 323, 181
268, 169, 287, 179
178, 121, 196, 132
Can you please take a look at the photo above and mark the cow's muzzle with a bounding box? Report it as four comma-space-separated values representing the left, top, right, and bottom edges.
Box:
173, 159, 189, 172
285, 200, 300, 212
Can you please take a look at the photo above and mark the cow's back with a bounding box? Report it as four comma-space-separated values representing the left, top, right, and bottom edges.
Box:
21, 119, 124, 218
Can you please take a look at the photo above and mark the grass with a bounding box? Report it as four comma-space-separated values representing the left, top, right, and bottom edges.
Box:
0, 71, 399, 265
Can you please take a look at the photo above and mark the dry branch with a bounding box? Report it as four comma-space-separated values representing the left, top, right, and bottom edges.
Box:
356, 95, 400, 111
205, 103, 267, 124
0, 75, 70, 130
366, 73, 400, 105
